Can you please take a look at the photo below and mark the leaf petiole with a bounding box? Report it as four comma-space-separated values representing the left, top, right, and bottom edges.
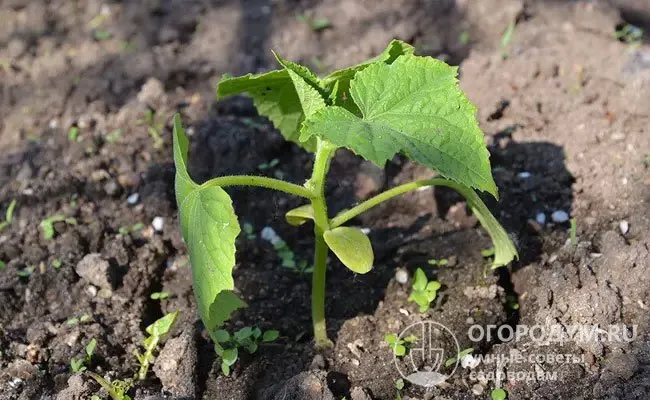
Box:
202, 175, 313, 199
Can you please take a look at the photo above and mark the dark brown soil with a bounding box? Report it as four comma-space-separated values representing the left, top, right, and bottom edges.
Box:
1, 1, 649, 399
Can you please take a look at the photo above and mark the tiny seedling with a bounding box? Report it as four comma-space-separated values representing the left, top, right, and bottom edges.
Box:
297, 15, 331, 32
149, 291, 169, 300
0, 260, 5, 270
16, 265, 34, 278
138, 109, 164, 149
118, 223, 144, 236
40, 215, 77, 240
0, 199, 17, 232
68, 126, 81, 142
134, 311, 179, 381
428, 258, 448, 267
481, 247, 496, 258
614, 24, 643, 47
173, 40, 517, 348
569, 218, 577, 247
52, 259, 62, 269
384, 333, 417, 357
395, 378, 405, 400
491, 388, 508, 400
242, 222, 256, 240
67, 313, 90, 326
500, 20, 516, 59
459, 31, 470, 46
258, 158, 280, 171
213, 327, 279, 376
70, 338, 97, 373
444, 347, 473, 367
408, 268, 441, 313
86, 372, 132, 400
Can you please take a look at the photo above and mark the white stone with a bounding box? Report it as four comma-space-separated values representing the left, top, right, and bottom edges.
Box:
551, 210, 569, 223
152, 217, 164, 232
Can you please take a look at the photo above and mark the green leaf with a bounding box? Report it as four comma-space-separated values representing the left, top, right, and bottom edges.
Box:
323, 227, 374, 274
412, 268, 428, 292
85, 338, 97, 358
213, 330, 229, 344
146, 311, 178, 337
246, 342, 258, 354
217, 69, 317, 152
221, 362, 230, 376
173, 115, 247, 335
394, 344, 406, 357
222, 348, 238, 366
262, 330, 280, 342
302, 54, 498, 196
323, 40, 414, 113
492, 388, 508, 400
384, 333, 398, 345
234, 327, 253, 342
426, 281, 441, 293
450, 184, 518, 268
285, 204, 314, 226
5, 199, 16, 223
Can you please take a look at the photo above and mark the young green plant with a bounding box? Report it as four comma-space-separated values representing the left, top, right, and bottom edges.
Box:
133, 311, 178, 381
213, 327, 279, 376
384, 333, 417, 357
0, 199, 16, 232
408, 268, 441, 313
173, 40, 518, 348
70, 338, 97, 373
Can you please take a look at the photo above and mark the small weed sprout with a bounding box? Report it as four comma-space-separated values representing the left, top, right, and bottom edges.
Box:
213, 327, 279, 376
86, 372, 132, 400
500, 20, 516, 59
16, 265, 34, 278
491, 388, 508, 400
70, 338, 97, 373
149, 291, 169, 300
138, 109, 164, 149
68, 126, 81, 142
40, 215, 77, 240
408, 268, 441, 313
118, 223, 144, 236
133, 311, 179, 381
0, 199, 17, 232
395, 378, 405, 400
297, 15, 331, 32
428, 258, 448, 267
569, 218, 577, 247
444, 347, 473, 367
384, 333, 417, 357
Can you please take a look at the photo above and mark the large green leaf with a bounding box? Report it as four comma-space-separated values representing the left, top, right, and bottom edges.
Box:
323, 39, 414, 114
217, 66, 319, 152
324, 227, 374, 274
173, 114, 246, 336
301, 54, 498, 197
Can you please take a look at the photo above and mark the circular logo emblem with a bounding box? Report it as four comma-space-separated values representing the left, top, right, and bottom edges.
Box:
393, 321, 460, 387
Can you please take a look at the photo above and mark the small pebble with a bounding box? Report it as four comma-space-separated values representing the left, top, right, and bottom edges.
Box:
260, 226, 281, 245
127, 193, 140, 205
471, 383, 484, 395
517, 171, 531, 179
395, 269, 409, 284
360, 227, 371, 234
536, 212, 546, 225
619, 220, 629, 235
152, 216, 164, 232
86, 285, 98, 297
310, 354, 326, 369
551, 210, 569, 223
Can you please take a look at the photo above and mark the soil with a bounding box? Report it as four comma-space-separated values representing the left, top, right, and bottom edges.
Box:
1, 0, 649, 399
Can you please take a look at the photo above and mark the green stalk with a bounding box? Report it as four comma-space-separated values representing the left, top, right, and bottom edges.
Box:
307, 140, 336, 348
330, 178, 451, 228
202, 175, 312, 198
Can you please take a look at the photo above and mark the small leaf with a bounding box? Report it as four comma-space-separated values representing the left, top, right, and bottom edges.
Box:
394, 344, 406, 357
323, 227, 374, 274
173, 115, 247, 335
221, 362, 230, 376
412, 268, 428, 292
285, 204, 315, 226
234, 327, 253, 342
246, 342, 258, 354
5, 199, 16, 223
426, 281, 441, 292
262, 330, 280, 342
491, 388, 508, 400
302, 54, 498, 196
85, 338, 97, 358
403, 335, 418, 344
213, 329, 230, 343
146, 311, 178, 337
221, 348, 238, 366
384, 333, 397, 345
252, 327, 262, 339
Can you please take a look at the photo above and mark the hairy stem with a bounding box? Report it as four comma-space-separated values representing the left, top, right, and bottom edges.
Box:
330, 178, 454, 228
308, 140, 336, 348
202, 175, 313, 198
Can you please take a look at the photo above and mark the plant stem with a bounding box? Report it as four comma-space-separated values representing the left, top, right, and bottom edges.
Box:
308, 139, 336, 348
202, 175, 313, 198
330, 178, 453, 228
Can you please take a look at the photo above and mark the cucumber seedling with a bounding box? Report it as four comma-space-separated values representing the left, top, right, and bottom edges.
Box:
173, 40, 518, 348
